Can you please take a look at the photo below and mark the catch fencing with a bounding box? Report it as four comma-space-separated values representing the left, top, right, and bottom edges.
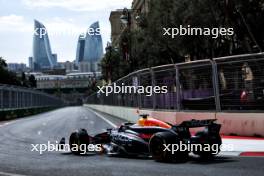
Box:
0, 84, 64, 111
87, 53, 264, 112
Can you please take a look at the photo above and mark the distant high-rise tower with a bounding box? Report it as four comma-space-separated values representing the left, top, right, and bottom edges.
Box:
76, 21, 103, 72
75, 35, 86, 63
33, 20, 57, 71
28, 57, 33, 70
83, 21, 103, 62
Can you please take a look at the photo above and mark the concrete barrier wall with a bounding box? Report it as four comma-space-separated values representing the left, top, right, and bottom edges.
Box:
85, 104, 264, 137
216, 113, 264, 137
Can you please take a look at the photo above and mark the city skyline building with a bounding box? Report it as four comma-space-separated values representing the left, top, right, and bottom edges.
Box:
83, 21, 103, 63
58, 61, 76, 73
109, 9, 126, 47
75, 35, 86, 63
75, 21, 103, 72
7, 63, 27, 73
32, 20, 57, 71
28, 57, 33, 70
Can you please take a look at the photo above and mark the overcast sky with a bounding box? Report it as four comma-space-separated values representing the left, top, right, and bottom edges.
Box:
0, 0, 132, 65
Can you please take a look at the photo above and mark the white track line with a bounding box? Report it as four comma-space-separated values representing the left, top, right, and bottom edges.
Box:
0, 122, 12, 128
0, 171, 28, 176
219, 151, 242, 156
88, 108, 117, 128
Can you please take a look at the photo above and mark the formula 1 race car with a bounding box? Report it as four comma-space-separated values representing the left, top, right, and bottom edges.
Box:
60, 114, 222, 162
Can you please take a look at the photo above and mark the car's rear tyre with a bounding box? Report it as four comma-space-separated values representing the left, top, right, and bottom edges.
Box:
69, 129, 89, 155
194, 131, 222, 159
149, 132, 188, 162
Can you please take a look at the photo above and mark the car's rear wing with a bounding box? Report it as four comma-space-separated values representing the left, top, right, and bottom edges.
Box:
172, 119, 221, 137
176, 119, 218, 128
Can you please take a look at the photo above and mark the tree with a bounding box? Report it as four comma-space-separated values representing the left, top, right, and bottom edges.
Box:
28, 75, 37, 88
0, 57, 36, 87
100, 46, 130, 83
0, 57, 7, 67
101, 0, 264, 81
0, 57, 21, 85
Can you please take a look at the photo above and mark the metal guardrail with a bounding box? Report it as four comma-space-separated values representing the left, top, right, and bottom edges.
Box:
0, 84, 65, 111
86, 53, 264, 112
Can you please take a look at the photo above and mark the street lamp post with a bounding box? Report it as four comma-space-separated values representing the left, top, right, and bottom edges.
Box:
105, 42, 113, 84
120, 8, 132, 65
120, 8, 132, 28
120, 8, 142, 72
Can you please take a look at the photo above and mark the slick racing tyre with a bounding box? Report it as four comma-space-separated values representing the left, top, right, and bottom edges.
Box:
193, 131, 222, 159
69, 129, 90, 155
149, 132, 188, 162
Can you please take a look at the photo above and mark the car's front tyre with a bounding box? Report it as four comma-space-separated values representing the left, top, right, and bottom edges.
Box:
69, 129, 89, 155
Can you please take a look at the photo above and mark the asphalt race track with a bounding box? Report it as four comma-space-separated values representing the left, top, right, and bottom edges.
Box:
0, 106, 263, 176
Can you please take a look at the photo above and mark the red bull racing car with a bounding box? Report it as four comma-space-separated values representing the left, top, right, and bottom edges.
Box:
60, 114, 222, 162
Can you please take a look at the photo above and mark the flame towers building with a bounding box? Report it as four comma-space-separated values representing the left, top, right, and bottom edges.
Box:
32, 20, 57, 71
83, 21, 103, 63
76, 35, 85, 63
76, 21, 103, 72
